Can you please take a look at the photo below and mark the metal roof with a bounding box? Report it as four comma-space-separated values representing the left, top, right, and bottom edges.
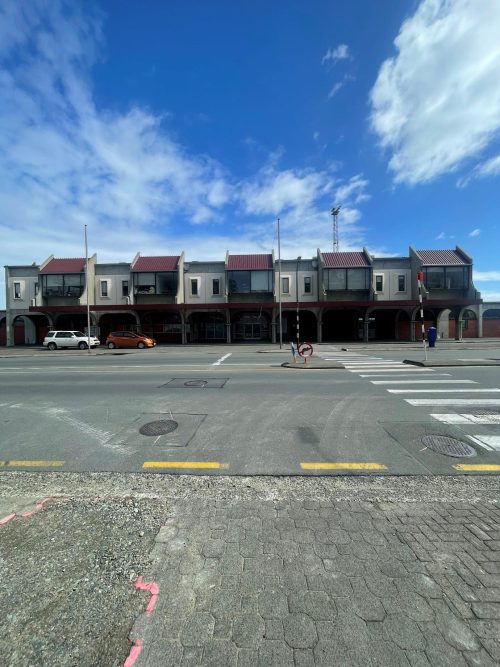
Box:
227, 254, 273, 270
415, 250, 470, 266
322, 252, 370, 268
40, 258, 86, 274
131, 256, 179, 272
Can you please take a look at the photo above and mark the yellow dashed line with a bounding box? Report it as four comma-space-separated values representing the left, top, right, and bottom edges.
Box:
300, 462, 387, 470
453, 464, 500, 472
142, 461, 227, 469
0, 460, 65, 467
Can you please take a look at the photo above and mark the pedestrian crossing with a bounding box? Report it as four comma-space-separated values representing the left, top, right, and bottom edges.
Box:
320, 350, 500, 454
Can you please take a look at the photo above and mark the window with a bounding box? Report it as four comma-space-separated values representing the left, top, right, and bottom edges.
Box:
228, 271, 272, 293
281, 277, 290, 294
35, 282, 39, 296
41, 274, 84, 298
212, 278, 220, 295
304, 277, 311, 293
375, 275, 384, 292
133, 272, 178, 295
191, 278, 199, 296
423, 266, 468, 290
13, 282, 21, 299
398, 275, 406, 292
324, 268, 370, 291
122, 281, 129, 297
100, 280, 108, 298
348, 269, 369, 290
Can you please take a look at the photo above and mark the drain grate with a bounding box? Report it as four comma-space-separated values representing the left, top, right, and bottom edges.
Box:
140, 420, 178, 436
421, 435, 476, 458
161, 378, 228, 389
183, 380, 208, 387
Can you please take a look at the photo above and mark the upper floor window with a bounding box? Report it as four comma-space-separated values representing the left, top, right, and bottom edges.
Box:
324, 268, 370, 291
281, 277, 290, 294
191, 278, 199, 296
228, 270, 273, 293
423, 266, 468, 290
122, 280, 129, 297
100, 280, 108, 297
133, 272, 178, 295
304, 277, 311, 293
13, 282, 21, 299
398, 275, 406, 292
41, 274, 84, 298
212, 278, 220, 295
375, 275, 383, 292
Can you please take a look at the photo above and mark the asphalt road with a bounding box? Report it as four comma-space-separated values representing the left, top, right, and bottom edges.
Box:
1, 344, 500, 476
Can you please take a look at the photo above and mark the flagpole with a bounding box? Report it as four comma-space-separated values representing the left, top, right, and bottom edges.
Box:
277, 217, 282, 349
85, 224, 91, 354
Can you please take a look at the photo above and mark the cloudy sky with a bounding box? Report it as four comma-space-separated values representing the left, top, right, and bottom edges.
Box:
1, 0, 500, 308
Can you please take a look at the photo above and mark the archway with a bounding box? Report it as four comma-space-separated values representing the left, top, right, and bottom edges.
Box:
483, 308, 500, 338
98, 312, 140, 342
188, 312, 226, 343
231, 311, 271, 342
454, 308, 478, 338
278, 309, 317, 343
322, 309, 363, 342
139, 311, 182, 344
55, 312, 95, 332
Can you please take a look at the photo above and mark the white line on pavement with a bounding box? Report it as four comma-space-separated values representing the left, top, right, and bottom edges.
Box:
431, 413, 500, 424
212, 353, 232, 366
388, 388, 500, 394
468, 435, 500, 451
371, 380, 477, 385
406, 399, 500, 406
355, 368, 436, 373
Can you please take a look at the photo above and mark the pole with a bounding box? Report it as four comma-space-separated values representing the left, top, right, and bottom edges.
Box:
277, 218, 283, 349
296, 256, 301, 349
417, 271, 427, 361
85, 224, 91, 354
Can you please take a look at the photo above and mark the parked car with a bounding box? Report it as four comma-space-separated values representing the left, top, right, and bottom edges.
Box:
43, 331, 100, 350
105, 331, 156, 349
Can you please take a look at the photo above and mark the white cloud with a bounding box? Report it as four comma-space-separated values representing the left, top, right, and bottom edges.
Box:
469, 228, 481, 238
328, 82, 343, 99
480, 290, 500, 302
473, 271, 500, 281
435, 232, 446, 240
370, 0, 500, 185
322, 44, 350, 65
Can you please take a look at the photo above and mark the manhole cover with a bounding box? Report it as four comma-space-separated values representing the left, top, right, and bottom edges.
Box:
183, 380, 208, 387
139, 420, 178, 436
421, 435, 476, 458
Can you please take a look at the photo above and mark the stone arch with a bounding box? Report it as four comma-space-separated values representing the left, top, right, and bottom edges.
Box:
97, 311, 140, 342
277, 308, 317, 343
231, 310, 272, 342
322, 308, 365, 342
483, 307, 500, 338
187, 310, 226, 343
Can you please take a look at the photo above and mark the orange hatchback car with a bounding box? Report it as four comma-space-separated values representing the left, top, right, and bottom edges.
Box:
106, 331, 156, 349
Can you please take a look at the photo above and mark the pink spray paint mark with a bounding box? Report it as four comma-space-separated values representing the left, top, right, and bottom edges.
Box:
134, 576, 159, 615
123, 639, 142, 667
22, 497, 52, 518
0, 513, 16, 525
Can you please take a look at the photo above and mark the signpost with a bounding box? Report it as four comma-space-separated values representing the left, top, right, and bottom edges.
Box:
298, 342, 314, 363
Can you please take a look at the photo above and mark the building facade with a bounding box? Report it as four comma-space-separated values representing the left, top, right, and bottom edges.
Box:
3, 246, 499, 346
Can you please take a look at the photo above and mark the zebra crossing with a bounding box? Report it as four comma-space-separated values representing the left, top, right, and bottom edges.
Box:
320, 350, 500, 453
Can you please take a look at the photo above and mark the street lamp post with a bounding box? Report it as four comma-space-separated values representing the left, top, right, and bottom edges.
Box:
296, 256, 301, 348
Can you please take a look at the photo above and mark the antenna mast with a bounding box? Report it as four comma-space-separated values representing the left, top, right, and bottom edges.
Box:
331, 206, 341, 252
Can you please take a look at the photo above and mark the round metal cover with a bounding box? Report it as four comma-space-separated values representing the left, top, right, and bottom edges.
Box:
184, 380, 208, 387
139, 420, 178, 436
421, 435, 476, 458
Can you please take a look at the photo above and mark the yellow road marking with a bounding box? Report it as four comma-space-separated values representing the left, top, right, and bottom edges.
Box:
453, 464, 500, 472
0, 460, 65, 467
300, 462, 387, 470
142, 461, 227, 469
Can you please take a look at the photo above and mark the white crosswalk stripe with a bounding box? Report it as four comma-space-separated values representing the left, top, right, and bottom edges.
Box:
388, 388, 500, 394
371, 380, 476, 385
431, 414, 500, 425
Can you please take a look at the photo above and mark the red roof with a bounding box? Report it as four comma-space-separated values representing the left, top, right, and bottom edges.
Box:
415, 250, 469, 266
227, 254, 273, 270
40, 258, 86, 274
132, 256, 179, 272
322, 252, 370, 268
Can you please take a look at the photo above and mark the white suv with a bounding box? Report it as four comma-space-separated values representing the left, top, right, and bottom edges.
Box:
43, 331, 100, 350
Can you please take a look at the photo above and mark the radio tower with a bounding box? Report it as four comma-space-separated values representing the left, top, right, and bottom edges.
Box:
331, 206, 341, 252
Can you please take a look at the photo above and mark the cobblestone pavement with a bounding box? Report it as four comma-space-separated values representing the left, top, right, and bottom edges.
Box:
131, 498, 500, 667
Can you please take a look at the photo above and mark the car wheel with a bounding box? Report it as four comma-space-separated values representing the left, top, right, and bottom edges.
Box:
108, 342, 116, 349
137, 342, 146, 349
47, 342, 57, 351
78, 341, 88, 350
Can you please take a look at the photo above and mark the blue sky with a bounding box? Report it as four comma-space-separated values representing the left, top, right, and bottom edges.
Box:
1, 0, 500, 309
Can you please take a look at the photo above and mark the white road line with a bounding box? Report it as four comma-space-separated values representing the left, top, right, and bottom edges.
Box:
212, 353, 232, 366
355, 368, 437, 373
372, 380, 477, 385
388, 388, 500, 394
406, 399, 500, 406
431, 413, 500, 424
361, 373, 451, 378
468, 435, 500, 451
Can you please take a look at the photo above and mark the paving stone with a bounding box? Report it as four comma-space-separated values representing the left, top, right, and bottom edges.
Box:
180, 612, 215, 647
288, 590, 336, 621
136, 639, 182, 667
369, 640, 411, 666
232, 614, 266, 648
383, 614, 426, 650
313, 542, 339, 559
383, 591, 434, 622
282, 613, 317, 649
463, 648, 498, 667
480, 639, 500, 662
244, 554, 283, 575
257, 640, 294, 666
326, 528, 351, 544
241, 595, 259, 614
156, 586, 196, 616
352, 591, 386, 621
314, 641, 369, 666
324, 555, 366, 576
285, 552, 324, 575
213, 615, 233, 640
238, 540, 263, 557
264, 539, 301, 558
179, 554, 205, 575
424, 632, 469, 667
293, 648, 315, 667
434, 611, 481, 651
471, 603, 500, 619
307, 572, 352, 597
468, 619, 500, 638
219, 553, 244, 574
264, 619, 284, 640
181, 647, 204, 666
211, 589, 242, 617
202, 640, 238, 666
405, 650, 432, 667
202, 540, 226, 558
258, 589, 288, 619
280, 571, 307, 590
237, 648, 258, 667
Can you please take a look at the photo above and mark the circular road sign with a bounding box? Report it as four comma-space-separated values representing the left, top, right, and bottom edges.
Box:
298, 342, 314, 358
